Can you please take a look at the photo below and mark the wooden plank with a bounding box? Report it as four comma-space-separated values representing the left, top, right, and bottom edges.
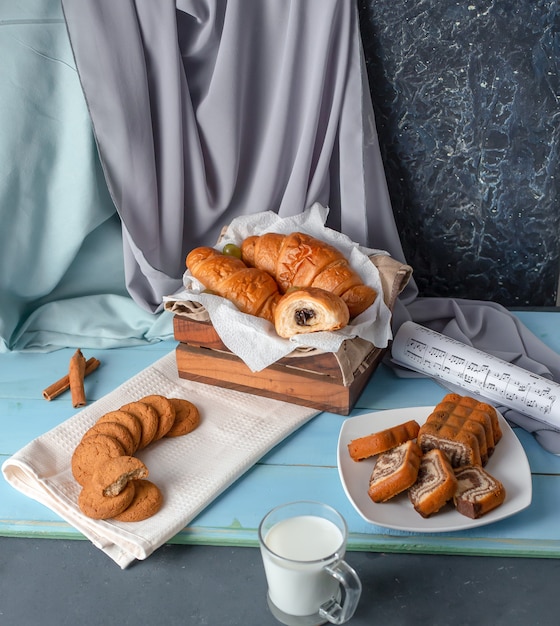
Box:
176, 467, 560, 556
173, 315, 346, 380
175, 343, 354, 414
4, 462, 560, 558
174, 313, 387, 414
173, 315, 228, 350
1, 479, 556, 559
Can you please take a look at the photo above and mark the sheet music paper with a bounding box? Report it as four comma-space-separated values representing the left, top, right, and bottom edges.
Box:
391, 321, 560, 431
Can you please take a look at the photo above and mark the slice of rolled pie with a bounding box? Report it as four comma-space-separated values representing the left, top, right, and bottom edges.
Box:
408, 448, 458, 518
273, 287, 350, 338
367, 440, 422, 503
348, 419, 420, 462
453, 465, 506, 519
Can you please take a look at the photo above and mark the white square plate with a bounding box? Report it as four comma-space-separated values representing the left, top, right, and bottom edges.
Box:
337, 406, 532, 532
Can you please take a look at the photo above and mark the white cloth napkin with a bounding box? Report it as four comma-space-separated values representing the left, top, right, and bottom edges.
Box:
2, 352, 319, 568
163, 204, 393, 371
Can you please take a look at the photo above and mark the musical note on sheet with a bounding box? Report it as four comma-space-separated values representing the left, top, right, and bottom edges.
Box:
391, 321, 560, 429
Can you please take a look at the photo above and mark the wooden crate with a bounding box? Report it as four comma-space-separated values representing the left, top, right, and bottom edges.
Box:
173, 315, 387, 415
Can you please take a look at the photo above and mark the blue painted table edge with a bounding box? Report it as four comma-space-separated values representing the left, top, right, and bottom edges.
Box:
1, 310, 560, 559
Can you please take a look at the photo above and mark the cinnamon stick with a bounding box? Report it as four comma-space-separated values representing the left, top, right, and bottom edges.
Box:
68, 349, 87, 407
43, 355, 100, 402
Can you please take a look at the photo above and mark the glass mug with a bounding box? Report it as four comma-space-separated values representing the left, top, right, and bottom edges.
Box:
258, 501, 362, 626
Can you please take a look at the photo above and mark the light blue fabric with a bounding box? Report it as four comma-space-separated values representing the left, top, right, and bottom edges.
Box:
0, 1, 173, 352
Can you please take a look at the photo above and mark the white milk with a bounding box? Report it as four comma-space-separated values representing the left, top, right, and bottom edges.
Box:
262, 515, 344, 616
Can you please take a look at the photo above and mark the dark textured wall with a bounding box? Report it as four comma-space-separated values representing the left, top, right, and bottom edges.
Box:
358, 0, 559, 307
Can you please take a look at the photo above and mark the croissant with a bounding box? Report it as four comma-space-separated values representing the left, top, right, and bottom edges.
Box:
241, 232, 377, 318
274, 287, 350, 338
186, 247, 282, 323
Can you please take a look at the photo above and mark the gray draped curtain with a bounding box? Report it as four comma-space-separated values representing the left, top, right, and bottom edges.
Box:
61, 0, 560, 452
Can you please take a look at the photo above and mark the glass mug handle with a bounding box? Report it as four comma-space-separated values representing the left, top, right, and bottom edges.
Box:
319, 559, 362, 624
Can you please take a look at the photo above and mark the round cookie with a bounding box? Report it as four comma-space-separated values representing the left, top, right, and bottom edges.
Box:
71, 434, 126, 486
82, 421, 136, 456
119, 401, 159, 449
93, 455, 149, 497
78, 480, 136, 520
165, 398, 201, 437
139, 395, 176, 441
112, 480, 163, 522
97, 410, 142, 452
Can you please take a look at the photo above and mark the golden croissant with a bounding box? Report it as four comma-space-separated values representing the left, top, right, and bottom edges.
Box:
186, 247, 282, 324
241, 232, 377, 318
273, 287, 349, 338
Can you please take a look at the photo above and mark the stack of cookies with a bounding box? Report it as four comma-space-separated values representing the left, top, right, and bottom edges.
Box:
71, 395, 200, 522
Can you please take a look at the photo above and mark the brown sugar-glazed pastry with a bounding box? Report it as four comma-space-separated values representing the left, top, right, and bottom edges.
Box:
119, 401, 159, 450
186, 247, 282, 324
96, 410, 143, 453
71, 434, 126, 487
453, 465, 506, 519
273, 287, 350, 338
165, 398, 201, 437
78, 480, 136, 520
112, 480, 164, 522
81, 421, 136, 456
368, 440, 422, 503
139, 394, 176, 441
348, 420, 420, 461
408, 449, 458, 518
92, 455, 149, 497
241, 232, 377, 318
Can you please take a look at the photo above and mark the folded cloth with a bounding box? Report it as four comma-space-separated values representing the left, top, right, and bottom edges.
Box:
2, 352, 319, 568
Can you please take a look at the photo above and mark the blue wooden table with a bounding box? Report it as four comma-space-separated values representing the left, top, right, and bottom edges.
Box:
2, 310, 560, 558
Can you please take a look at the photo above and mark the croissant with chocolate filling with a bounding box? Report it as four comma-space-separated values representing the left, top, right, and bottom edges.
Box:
186, 247, 282, 323
241, 232, 377, 318
274, 287, 350, 338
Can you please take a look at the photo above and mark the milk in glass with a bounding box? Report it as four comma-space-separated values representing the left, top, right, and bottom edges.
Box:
262, 514, 344, 616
